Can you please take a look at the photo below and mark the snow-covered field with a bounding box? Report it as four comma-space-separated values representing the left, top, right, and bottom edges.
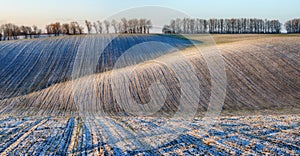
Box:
0, 115, 299, 155
0, 34, 299, 155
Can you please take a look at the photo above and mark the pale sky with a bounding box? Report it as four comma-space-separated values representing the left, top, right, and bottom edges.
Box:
0, 0, 299, 32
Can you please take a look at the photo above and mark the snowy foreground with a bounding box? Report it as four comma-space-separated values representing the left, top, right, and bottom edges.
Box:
0, 114, 299, 155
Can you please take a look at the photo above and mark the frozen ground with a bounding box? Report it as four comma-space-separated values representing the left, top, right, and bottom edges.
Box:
0, 114, 299, 155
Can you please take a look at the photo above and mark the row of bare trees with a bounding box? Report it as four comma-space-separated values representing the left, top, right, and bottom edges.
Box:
45, 18, 153, 36
285, 19, 300, 33
0, 24, 42, 41
0, 18, 153, 41
46, 22, 84, 36
163, 18, 282, 34
1, 18, 299, 41
85, 18, 152, 34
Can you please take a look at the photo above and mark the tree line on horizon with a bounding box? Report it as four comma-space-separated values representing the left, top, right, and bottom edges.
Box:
284, 18, 300, 33
163, 18, 284, 34
0, 24, 42, 41
45, 18, 153, 36
0, 18, 153, 41
0, 18, 299, 41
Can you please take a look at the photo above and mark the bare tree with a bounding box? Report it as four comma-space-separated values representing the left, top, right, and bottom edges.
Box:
53, 22, 61, 36
93, 22, 99, 34
78, 26, 84, 34
0, 24, 8, 40
139, 19, 146, 34
11, 24, 20, 39
32, 25, 38, 35
146, 20, 152, 34
1, 23, 19, 40
285, 18, 300, 33
111, 19, 118, 33
170, 19, 176, 33
1, 25, 6, 40
97, 21, 103, 34
190, 19, 195, 34
182, 18, 188, 33
0, 23, 43, 40
3, 24, 9, 40
85, 20, 92, 34
46, 22, 61, 36
128, 19, 134, 33
68, 22, 84, 35
175, 18, 182, 33
118, 22, 122, 34
35, 28, 42, 38
0, 28, 2, 41
45, 24, 52, 36
165, 18, 282, 34
121, 18, 128, 33
0, 23, 42, 40
62, 23, 70, 35
32, 25, 41, 38
132, 19, 138, 33
103, 20, 110, 34
70, 22, 79, 35
162, 25, 172, 34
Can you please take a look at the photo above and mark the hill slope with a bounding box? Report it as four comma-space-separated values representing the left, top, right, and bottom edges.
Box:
0, 35, 299, 116
0, 35, 196, 100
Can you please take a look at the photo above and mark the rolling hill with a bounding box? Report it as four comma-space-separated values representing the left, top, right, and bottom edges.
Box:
0, 34, 299, 116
